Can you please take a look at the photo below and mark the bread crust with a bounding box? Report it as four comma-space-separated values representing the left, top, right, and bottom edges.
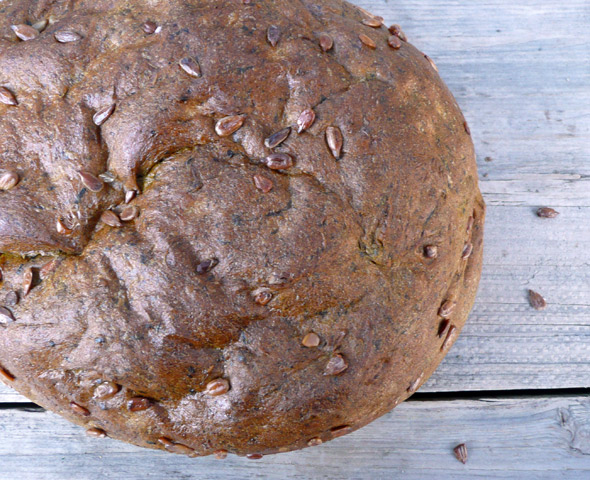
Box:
0, 0, 484, 457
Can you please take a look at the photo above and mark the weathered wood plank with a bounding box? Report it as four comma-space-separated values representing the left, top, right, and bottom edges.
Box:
1, 0, 589, 401
1, 395, 590, 479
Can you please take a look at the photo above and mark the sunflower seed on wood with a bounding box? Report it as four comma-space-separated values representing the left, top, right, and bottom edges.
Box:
0, 307, 15, 324
0, 87, 18, 106
56, 218, 73, 235
125, 189, 137, 203
143, 21, 157, 34
461, 242, 473, 260
215, 115, 245, 137
325, 126, 343, 159
0, 171, 19, 190
388, 24, 407, 42
536, 207, 559, 218
120, 205, 139, 221
264, 127, 291, 148
205, 378, 230, 396
359, 33, 376, 49
441, 324, 458, 352
454, 443, 468, 464
425, 55, 439, 72
362, 16, 383, 28
388, 35, 402, 50
265, 152, 293, 170
297, 108, 316, 133
70, 401, 90, 416
32, 19, 48, 32
5, 291, 19, 306
54, 30, 83, 43
179, 57, 202, 77
78, 171, 104, 192
319, 33, 333, 51
0, 366, 15, 382
86, 427, 107, 438
100, 210, 122, 227
438, 300, 456, 318
22, 267, 34, 297
11, 24, 39, 41
253, 174, 273, 193
93, 103, 116, 126
528, 289, 547, 310
324, 354, 348, 375
267, 25, 281, 47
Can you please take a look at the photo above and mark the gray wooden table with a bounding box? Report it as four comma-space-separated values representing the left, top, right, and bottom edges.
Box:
1, 0, 589, 478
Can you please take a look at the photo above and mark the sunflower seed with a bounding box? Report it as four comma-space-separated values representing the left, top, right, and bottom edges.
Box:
362, 16, 383, 28
461, 242, 473, 260
78, 171, 104, 192
54, 30, 82, 43
70, 401, 90, 416
215, 115, 245, 137
388, 24, 407, 42
388, 35, 402, 50
143, 21, 157, 34
359, 34, 376, 49
120, 205, 139, 221
253, 174, 273, 193
22, 267, 34, 297
331, 425, 352, 437
86, 427, 107, 438
253, 288, 272, 305
214, 449, 228, 459
11, 24, 39, 41
179, 57, 201, 77
0, 307, 15, 324
302, 332, 320, 348
196, 258, 218, 275
5, 291, 19, 306
536, 207, 559, 218
93, 381, 120, 400
125, 189, 137, 203
307, 437, 323, 447
205, 378, 230, 396
100, 210, 122, 227
528, 289, 547, 310
297, 108, 315, 133
324, 354, 348, 375
407, 372, 424, 393
0, 366, 15, 382
0, 87, 18, 106
438, 319, 451, 338
441, 324, 457, 352
265, 152, 293, 170
454, 443, 468, 464
32, 19, 48, 32
93, 103, 116, 126
127, 396, 153, 411
325, 126, 343, 159
56, 218, 73, 235
267, 25, 281, 47
423, 245, 438, 259
0, 171, 19, 190
425, 55, 438, 72
264, 127, 291, 148
438, 300, 456, 318
319, 33, 333, 51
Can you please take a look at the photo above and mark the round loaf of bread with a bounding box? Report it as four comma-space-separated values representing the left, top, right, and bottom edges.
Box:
0, 0, 485, 457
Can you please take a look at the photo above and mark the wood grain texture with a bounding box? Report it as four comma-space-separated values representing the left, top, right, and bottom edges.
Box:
1, 395, 590, 479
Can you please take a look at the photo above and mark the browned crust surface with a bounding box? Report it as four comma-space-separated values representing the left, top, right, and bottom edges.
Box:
0, 0, 484, 457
